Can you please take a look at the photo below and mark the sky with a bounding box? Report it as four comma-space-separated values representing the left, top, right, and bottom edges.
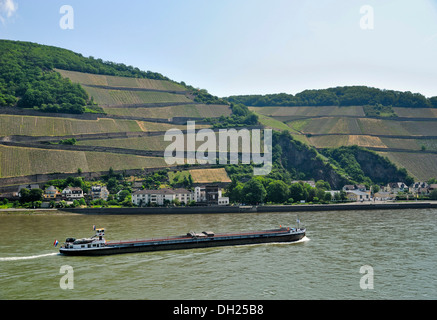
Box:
1, 0, 437, 98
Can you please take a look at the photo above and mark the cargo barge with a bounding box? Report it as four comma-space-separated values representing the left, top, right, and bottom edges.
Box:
59, 226, 306, 256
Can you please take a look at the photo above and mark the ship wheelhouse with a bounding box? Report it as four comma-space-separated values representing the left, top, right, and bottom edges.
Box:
62, 227, 106, 250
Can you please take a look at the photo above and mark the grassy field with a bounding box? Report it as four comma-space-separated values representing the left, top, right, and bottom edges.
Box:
84, 86, 192, 106
78, 133, 211, 152
56, 69, 187, 92
0, 115, 143, 136
249, 106, 365, 118
392, 107, 437, 118
57, 68, 194, 108
0, 144, 89, 177
285, 117, 437, 136
379, 138, 421, 150
309, 135, 387, 149
134, 121, 205, 132
189, 168, 231, 184
347, 135, 387, 148
78, 136, 170, 151
286, 117, 353, 134
0, 114, 210, 137
378, 151, 437, 181
0, 144, 166, 178
307, 135, 349, 148
168, 170, 191, 185
103, 104, 231, 119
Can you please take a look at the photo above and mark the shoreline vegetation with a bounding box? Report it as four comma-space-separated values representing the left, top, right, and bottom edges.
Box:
1, 200, 436, 215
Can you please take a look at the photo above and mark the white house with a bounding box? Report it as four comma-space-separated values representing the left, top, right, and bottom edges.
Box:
132, 187, 228, 206
132, 188, 192, 206
409, 182, 428, 195
218, 197, 229, 205
194, 186, 206, 203
386, 182, 408, 193
62, 187, 84, 200
194, 186, 229, 205
346, 190, 371, 201
173, 188, 194, 204
373, 191, 395, 201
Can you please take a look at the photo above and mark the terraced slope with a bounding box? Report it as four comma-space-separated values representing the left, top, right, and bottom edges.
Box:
0, 69, 232, 180
250, 106, 437, 180
56, 69, 231, 120
54, 69, 187, 92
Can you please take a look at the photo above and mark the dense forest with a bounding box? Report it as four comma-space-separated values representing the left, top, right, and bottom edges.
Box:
227, 86, 437, 108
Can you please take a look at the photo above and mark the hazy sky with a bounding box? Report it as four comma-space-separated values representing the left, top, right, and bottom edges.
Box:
1, 0, 437, 97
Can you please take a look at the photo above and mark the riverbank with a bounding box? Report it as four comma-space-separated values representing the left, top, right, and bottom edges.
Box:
1, 201, 437, 215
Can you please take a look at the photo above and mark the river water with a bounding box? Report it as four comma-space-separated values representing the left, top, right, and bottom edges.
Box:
0, 209, 436, 300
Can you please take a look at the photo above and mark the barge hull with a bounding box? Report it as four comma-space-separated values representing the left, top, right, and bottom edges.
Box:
60, 231, 305, 256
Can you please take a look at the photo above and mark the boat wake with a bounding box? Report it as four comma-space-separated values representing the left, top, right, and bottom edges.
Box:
0, 252, 59, 262
297, 236, 310, 243
270, 235, 310, 245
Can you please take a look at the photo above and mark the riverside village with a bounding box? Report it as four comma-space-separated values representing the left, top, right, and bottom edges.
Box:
1, 167, 436, 210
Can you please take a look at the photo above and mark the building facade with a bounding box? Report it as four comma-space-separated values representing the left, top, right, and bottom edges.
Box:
62, 187, 84, 200
43, 186, 61, 201
132, 188, 193, 206
132, 187, 228, 207
91, 185, 109, 200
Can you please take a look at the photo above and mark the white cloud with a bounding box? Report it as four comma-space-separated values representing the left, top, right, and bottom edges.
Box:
0, 0, 18, 24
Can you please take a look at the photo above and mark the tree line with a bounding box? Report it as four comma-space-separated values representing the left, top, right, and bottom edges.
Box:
225, 176, 338, 205
227, 86, 437, 108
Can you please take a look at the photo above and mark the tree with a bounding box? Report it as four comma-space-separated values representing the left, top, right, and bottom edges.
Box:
315, 180, 331, 190
315, 188, 326, 202
430, 189, 437, 200
20, 188, 43, 203
242, 179, 266, 205
117, 190, 130, 202
289, 183, 305, 202
266, 180, 289, 203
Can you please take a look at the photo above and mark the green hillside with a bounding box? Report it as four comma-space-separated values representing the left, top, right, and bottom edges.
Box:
0, 40, 231, 181
0, 40, 434, 188
0, 39, 227, 114
247, 103, 437, 180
